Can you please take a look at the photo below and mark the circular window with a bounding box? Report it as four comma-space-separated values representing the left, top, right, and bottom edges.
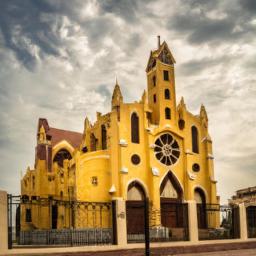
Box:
154, 133, 180, 166
131, 154, 141, 165
192, 163, 200, 172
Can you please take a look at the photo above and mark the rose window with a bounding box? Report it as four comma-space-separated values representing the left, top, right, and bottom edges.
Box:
154, 133, 180, 166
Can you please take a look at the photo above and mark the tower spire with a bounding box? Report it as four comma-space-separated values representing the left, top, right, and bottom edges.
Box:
111, 78, 123, 110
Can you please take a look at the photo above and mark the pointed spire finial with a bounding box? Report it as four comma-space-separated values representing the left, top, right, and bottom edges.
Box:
157, 35, 160, 49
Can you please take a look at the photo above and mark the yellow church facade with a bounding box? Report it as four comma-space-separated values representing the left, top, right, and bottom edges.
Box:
20, 39, 219, 239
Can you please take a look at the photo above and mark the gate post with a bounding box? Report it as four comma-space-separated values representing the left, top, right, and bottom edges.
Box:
114, 198, 127, 246
0, 190, 8, 252
187, 200, 198, 242
239, 203, 248, 240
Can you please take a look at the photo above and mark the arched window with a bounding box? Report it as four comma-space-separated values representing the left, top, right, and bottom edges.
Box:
101, 125, 107, 150
53, 149, 72, 167
90, 133, 97, 152
127, 182, 145, 201
191, 126, 199, 153
152, 75, 156, 86
160, 172, 183, 200
164, 89, 170, 99
131, 113, 139, 143
165, 108, 171, 119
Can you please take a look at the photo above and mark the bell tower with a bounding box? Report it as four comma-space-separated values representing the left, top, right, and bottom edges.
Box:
146, 36, 177, 126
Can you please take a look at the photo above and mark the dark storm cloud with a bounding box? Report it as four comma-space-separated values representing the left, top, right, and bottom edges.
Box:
99, 0, 141, 22
168, 0, 256, 45
96, 84, 112, 100
0, 0, 146, 70
178, 52, 244, 78
240, 0, 256, 14
0, 0, 61, 69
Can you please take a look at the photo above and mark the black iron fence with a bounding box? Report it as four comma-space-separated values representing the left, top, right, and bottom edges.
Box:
19, 228, 112, 246
198, 204, 240, 240
8, 194, 114, 248
8, 194, 245, 248
246, 206, 256, 238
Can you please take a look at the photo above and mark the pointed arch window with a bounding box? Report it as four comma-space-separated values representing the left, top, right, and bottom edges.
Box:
127, 182, 145, 201
191, 126, 199, 153
152, 75, 156, 87
90, 133, 97, 152
53, 149, 72, 167
101, 125, 107, 150
131, 113, 140, 143
165, 89, 170, 99
165, 108, 171, 120
163, 70, 169, 81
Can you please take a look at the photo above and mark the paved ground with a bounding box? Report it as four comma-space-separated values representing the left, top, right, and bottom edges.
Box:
12, 248, 256, 256
173, 248, 256, 256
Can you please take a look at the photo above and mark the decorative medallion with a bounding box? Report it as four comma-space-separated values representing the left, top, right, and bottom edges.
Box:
154, 133, 180, 166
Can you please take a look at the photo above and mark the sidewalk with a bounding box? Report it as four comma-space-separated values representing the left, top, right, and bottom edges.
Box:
176, 248, 256, 256
1, 239, 256, 256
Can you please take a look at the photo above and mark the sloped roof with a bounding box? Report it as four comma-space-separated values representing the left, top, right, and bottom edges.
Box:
146, 41, 176, 72
48, 127, 83, 148
37, 118, 83, 149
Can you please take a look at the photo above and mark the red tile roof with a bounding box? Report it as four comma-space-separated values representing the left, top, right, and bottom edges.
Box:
48, 127, 83, 148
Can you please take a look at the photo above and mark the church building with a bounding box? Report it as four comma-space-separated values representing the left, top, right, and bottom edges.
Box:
20, 38, 219, 240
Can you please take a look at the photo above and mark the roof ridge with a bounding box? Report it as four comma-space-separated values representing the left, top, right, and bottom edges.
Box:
49, 127, 83, 135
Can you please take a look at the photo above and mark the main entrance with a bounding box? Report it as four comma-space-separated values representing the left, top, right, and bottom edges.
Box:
160, 172, 183, 228
160, 172, 188, 241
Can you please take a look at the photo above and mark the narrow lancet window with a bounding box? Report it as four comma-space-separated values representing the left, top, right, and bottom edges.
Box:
131, 113, 140, 143
90, 133, 97, 151
101, 125, 107, 150
165, 108, 171, 120
191, 126, 199, 153
165, 89, 170, 99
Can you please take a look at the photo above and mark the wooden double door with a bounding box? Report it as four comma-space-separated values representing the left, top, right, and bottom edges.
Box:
126, 200, 145, 234
160, 198, 185, 228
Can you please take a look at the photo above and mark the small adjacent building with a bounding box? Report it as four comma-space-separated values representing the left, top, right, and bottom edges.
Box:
20, 38, 219, 239
229, 187, 256, 238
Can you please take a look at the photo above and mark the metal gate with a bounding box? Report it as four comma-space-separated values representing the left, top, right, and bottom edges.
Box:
7, 194, 20, 248
246, 206, 256, 238
198, 204, 240, 240
7, 194, 115, 248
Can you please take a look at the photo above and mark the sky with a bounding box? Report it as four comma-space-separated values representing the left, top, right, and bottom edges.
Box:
0, 0, 256, 203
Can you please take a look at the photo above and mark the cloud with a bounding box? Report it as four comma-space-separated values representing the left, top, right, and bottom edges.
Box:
0, 0, 255, 205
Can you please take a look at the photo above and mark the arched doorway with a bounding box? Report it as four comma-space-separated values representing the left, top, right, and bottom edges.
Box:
195, 188, 207, 229
160, 172, 183, 228
126, 181, 146, 235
